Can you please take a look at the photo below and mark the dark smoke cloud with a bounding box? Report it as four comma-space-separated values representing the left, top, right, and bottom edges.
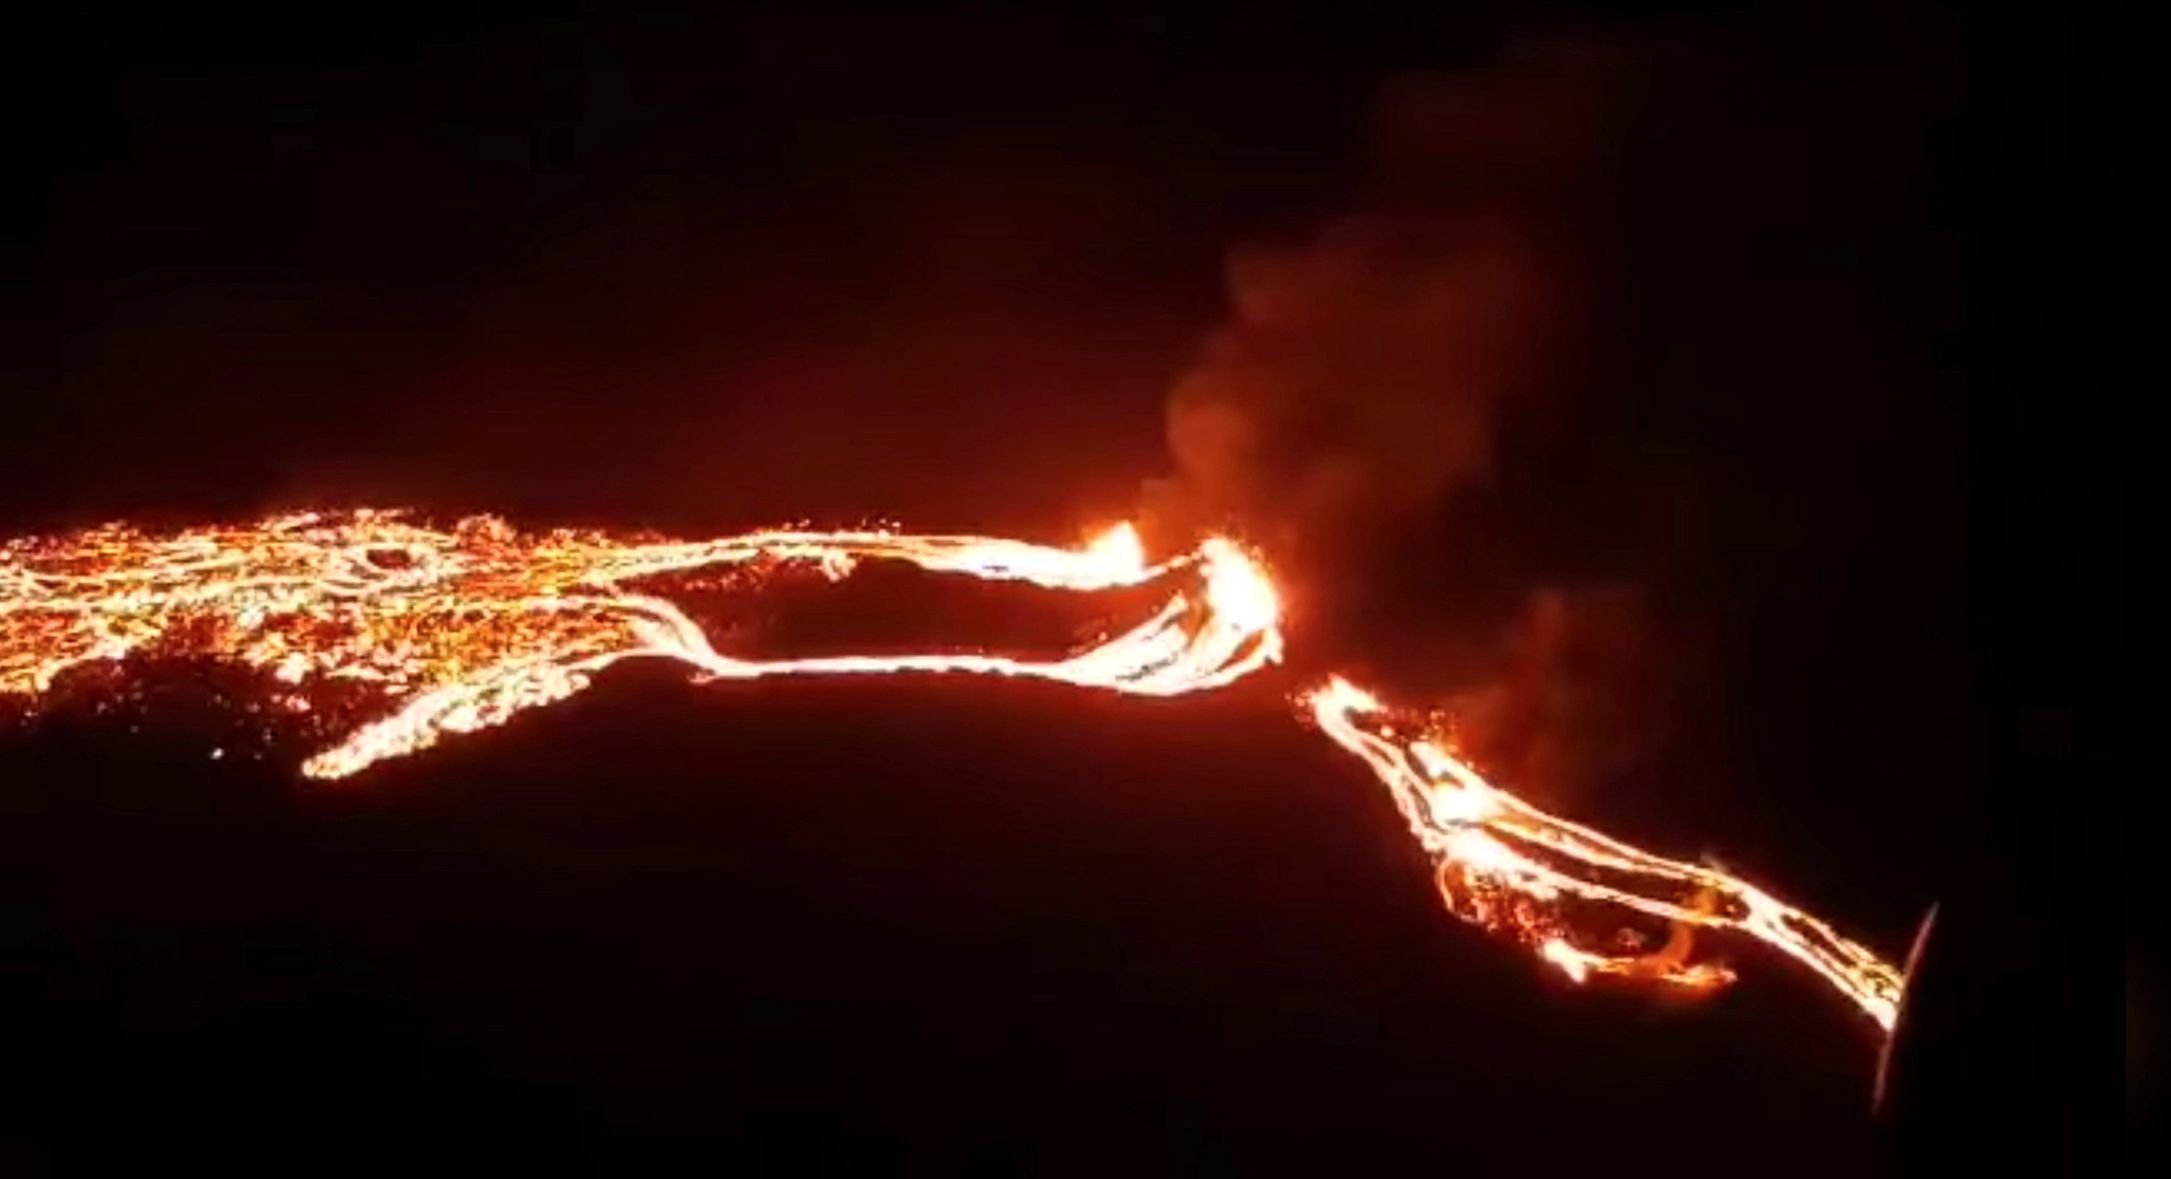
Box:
1158, 207, 1568, 549
1151, 40, 1628, 555
1156, 10, 1955, 818
1148, 37, 1665, 800
1438, 584, 1703, 803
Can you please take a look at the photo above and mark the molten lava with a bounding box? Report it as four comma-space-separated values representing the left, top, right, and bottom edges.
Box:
1306, 677, 1904, 1030
3, 509, 1902, 1030
2, 511, 1280, 778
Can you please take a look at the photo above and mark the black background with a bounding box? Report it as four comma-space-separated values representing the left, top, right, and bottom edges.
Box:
2, 2, 2108, 1174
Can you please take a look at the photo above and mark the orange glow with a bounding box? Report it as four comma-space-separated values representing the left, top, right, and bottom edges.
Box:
3, 509, 1905, 1032
2, 511, 1279, 778
1305, 676, 1902, 1030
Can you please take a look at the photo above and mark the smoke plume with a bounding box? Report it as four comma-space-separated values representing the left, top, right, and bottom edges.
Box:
1149, 38, 1664, 800
1152, 42, 1625, 551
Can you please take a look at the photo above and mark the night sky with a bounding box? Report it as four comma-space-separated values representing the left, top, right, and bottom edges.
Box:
2, 3, 2107, 1174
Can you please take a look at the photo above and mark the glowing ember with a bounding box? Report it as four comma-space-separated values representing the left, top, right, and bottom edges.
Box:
1305, 676, 1903, 1029
1, 511, 1280, 778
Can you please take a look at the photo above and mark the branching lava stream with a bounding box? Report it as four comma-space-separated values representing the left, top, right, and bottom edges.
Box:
3, 509, 1900, 1031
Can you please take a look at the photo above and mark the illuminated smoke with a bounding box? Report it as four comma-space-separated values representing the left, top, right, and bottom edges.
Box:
1152, 39, 1633, 541
1148, 38, 1656, 797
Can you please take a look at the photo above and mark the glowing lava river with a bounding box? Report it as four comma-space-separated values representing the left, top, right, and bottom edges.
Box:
2, 509, 1900, 1031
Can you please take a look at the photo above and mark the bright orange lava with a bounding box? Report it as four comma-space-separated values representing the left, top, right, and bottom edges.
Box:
2, 512, 1280, 778
1306, 676, 1904, 1030
3, 510, 1901, 1030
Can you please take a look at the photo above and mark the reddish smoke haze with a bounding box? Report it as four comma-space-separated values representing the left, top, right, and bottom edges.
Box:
1148, 38, 1662, 802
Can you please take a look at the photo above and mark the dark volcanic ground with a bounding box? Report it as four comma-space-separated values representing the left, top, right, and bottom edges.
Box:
4, 671, 1888, 1174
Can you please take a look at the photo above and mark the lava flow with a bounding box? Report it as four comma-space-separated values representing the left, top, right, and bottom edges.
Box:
2, 511, 1281, 778
1306, 676, 1905, 1030
3, 509, 1903, 1030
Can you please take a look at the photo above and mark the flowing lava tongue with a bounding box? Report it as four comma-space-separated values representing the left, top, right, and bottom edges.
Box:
1305, 676, 1905, 1031
2, 511, 1281, 778
3, 510, 1902, 1031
